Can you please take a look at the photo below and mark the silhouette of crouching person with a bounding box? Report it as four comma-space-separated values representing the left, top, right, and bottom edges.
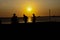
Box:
11, 13, 19, 24
23, 14, 28, 23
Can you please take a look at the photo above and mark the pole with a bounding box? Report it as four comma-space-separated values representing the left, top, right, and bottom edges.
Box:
49, 9, 51, 22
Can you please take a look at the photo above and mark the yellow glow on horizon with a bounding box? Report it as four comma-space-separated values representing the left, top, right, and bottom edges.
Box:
21, 5, 37, 17
28, 17, 32, 23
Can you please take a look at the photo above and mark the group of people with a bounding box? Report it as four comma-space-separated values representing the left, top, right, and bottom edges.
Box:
11, 13, 36, 24
0, 13, 36, 24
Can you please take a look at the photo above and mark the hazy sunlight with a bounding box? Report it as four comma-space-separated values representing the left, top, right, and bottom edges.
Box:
27, 7, 32, 12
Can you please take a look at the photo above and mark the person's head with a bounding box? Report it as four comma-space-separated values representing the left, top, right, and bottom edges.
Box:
33, 14, 35, 16
13, 13, 16, 16
23, 14, 25, 16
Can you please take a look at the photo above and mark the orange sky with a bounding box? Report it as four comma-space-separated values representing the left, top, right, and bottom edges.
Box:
0, 0, 60, 17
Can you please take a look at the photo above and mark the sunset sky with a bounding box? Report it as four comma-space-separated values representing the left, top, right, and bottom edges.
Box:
0, 0, 60, 17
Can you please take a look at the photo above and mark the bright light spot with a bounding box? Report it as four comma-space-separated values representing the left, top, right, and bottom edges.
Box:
28, 17, 32, 23
27, 7, 32, 12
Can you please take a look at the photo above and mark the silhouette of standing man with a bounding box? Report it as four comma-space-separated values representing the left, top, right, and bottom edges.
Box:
23, 14, 28, 23
32, 14, 36, 23
11, 13, 18, 24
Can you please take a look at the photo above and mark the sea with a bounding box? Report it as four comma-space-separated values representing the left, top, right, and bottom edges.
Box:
0, 16, 60, 24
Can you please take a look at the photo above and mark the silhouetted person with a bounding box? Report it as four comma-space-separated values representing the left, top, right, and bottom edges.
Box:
23, 14, 28, 23
11, 13, 18, 24
32, 14, 36, 23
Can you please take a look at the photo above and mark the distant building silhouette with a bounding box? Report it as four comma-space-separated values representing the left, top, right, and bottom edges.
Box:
11, 13, 18, 24
32, 14, 36, 23
23, 14, 28, 23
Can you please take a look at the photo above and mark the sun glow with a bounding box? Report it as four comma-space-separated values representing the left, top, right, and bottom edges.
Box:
27, 7, 32, 12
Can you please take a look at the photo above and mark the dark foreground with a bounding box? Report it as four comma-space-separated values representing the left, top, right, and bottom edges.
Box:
0, 22, 60, 32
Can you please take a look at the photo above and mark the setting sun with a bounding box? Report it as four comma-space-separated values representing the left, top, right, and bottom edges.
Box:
27, 7, 32, 12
